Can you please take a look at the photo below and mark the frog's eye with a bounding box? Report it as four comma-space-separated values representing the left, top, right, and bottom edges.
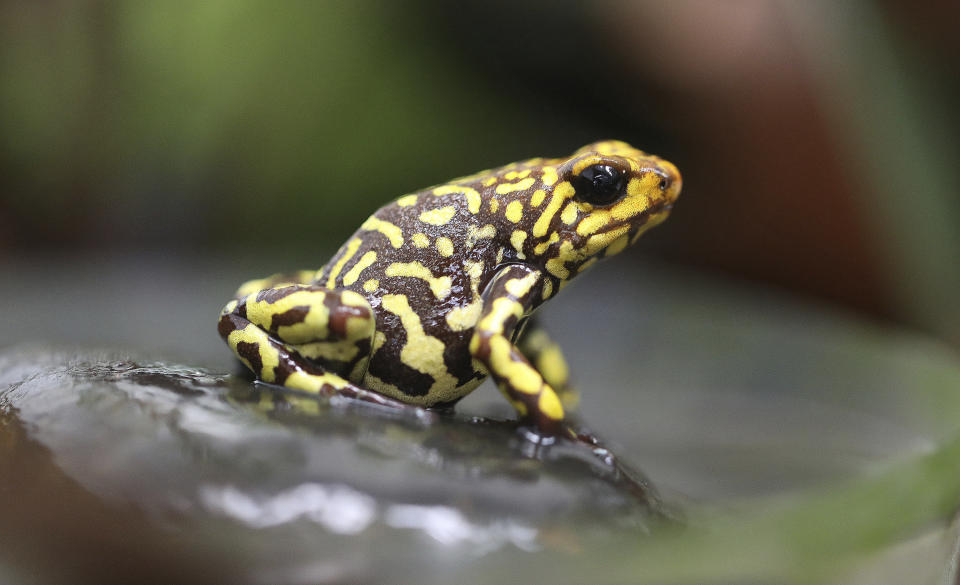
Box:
572, 164, 627, 205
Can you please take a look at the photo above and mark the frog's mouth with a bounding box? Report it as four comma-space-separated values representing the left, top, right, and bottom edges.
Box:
626, 202, 674, 245
583, 202, 675, 260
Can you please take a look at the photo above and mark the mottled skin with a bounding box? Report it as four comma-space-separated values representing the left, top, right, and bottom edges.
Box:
219, 141, 681, 437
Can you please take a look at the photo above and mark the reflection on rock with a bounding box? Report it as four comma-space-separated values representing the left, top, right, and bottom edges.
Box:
0, 346, 668, 584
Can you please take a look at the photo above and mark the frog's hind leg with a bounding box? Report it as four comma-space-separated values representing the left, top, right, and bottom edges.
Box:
517, 321, 579, 413
232, 270, 318, 300
218, 285, 409, 411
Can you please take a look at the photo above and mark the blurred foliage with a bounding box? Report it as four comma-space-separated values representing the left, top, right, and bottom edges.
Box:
0, 0, 956, 341
0, 1, 579, 249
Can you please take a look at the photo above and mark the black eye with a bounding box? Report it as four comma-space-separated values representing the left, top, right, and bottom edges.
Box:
572, 164, 626, 205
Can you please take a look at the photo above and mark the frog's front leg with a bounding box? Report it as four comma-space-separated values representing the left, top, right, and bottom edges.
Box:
218, 284, 411, 411
470, 265, 570, 437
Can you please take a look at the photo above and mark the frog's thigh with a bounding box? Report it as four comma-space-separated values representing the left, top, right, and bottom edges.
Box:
518, 322, 579, 413
219, 295, 415, 411
470, 266, 567, 435
221, 284, 376, 384
233, 269, 318, 300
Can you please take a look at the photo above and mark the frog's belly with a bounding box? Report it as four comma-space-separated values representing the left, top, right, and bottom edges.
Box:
360, 311, 488, 407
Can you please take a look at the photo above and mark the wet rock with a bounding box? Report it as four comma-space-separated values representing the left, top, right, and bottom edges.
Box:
0, 346, 666, 585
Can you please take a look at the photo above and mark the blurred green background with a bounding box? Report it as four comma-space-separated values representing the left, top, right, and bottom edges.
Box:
0, 0, 957, 343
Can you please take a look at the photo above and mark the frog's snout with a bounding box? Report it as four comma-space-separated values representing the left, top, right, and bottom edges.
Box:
656, 160, 682, 205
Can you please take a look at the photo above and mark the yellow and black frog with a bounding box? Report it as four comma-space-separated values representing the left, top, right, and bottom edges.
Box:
219, 141, 681, 439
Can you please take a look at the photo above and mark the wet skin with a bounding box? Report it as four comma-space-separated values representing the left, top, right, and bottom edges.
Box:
219, 140, 681, 438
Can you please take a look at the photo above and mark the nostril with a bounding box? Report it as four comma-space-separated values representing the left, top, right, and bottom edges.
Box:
653, 170, 671, 191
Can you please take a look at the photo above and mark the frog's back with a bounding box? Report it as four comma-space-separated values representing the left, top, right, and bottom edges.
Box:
315, 162, 544, 405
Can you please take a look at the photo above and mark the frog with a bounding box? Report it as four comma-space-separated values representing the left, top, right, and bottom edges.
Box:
218, 140, 681, 439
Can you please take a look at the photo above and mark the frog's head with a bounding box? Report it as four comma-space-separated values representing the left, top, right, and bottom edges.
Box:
532, 140, 681, 280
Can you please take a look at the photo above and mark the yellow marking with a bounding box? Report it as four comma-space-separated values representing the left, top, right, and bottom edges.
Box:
466, 224, 497, 248
489, 198, 499, 213
541, 279, 553, 300
361, 216, 404, 248
221, 299, 238, 315
505, 200, 523, 223
496, 247, 505, 264
297, 340, 361, 362
435, 236, 454, 257
235, 269, 316, 299
372, 330, 388, 353
604, 233, 630, 257
363, 373, 406, 400
483, 176, 498, 187
411, 233, 430, 248
284, 370, 351, 394
246, 289, 329, 344
538, 388, 565, 420
533, 182, 573, 237
236, 278, 272, 299
476, 297, 523, 336
419, 205, 457, 226
578, 257, 598, 273
572, 155, 608, 175
385, 262, 452, 299
529, 332, 570, 390
541, 167, 558, 186
576, 213, 609, 237
503, 169, 531, 180
560, 201, 579, 225
533, 232, 559, 255
576, 185, 651, 236
381, 294, 458, 393
363, 279, 379, 293
448, 259, 485, 332
342, 250, 377, 286
583, 225, 630, 256
396, 194, 418, 207
446, 299, 483, 331
531, 189, 546, 207
341, 290, 369, 308
510, 230, 527, 259
228, 325, 280, 381
495, 177, 535, 195
505, 271, 539, 298
433, 185, 481, 214
488, 335, 542, 394
465, 259, 484, 281
545, 241, 574, 279
326, 238, 363, 287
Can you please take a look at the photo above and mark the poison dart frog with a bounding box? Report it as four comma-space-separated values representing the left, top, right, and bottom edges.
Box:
219, 141, 681, 438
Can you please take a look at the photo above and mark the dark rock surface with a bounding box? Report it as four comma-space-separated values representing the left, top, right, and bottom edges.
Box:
0, 348, 663, 585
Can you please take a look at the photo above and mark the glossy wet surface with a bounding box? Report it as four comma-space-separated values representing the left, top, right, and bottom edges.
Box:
3, 253, 959, 584
0, 350, 664, 584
